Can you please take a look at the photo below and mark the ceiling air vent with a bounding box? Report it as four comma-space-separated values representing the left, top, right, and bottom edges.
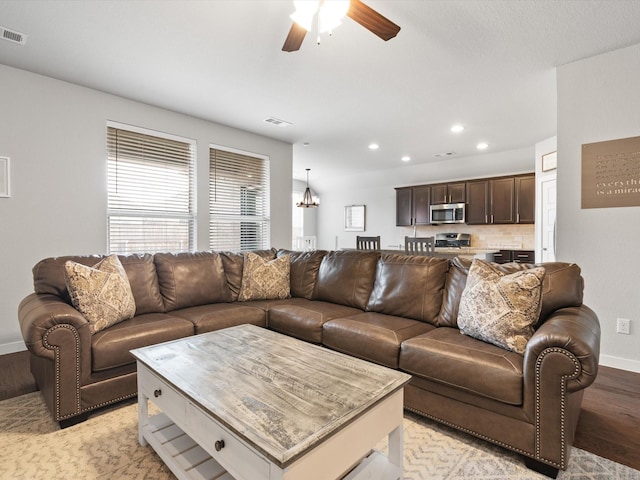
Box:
0, 26, 27, 45
434, 152, 456, 158
264, 117, 292, 127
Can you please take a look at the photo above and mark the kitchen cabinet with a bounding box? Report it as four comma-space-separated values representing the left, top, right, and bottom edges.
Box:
395, 185, 431, 226
465, 178, 514, 224
466, 176, 533, 225
430, 182, 466, 205
490, 177, 515, 224
493, 250, 535, 264
515, 175, 535, 224
465, 180, 489, 224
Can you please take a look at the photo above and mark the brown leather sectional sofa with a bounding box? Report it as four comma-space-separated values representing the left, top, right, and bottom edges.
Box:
18, 249, 600, 477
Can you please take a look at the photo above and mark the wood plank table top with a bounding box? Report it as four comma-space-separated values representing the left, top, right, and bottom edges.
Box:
131, 324, 411, 469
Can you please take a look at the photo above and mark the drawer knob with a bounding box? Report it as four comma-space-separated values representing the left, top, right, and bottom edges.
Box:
215, 440, 225, 452
153, 389, 162, 398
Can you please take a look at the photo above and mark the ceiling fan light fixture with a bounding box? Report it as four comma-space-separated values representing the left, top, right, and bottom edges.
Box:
318, 0, 350, 33
291, 0, 350, 33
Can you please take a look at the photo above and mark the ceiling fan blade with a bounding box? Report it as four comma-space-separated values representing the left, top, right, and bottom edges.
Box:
347, 0, 401, 41
282, 22, 307, 52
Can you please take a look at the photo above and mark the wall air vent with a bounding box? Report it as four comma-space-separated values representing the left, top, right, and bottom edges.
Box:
0, 26, 27, 45
264, 117, 292, 127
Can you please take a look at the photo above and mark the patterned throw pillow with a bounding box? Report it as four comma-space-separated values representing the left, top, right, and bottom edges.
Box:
64, 255, 136, 334
238, 252, 290, 301
457, 259, 545, 354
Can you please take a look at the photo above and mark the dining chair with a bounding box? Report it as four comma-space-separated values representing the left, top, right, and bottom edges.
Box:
356, 235, 381, 250
405, 236, 435, 255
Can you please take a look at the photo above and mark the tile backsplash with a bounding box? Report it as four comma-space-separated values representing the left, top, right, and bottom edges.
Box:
399, 224, 535, 250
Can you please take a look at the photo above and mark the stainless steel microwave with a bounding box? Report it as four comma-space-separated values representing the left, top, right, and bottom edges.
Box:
429, 203, 465, 224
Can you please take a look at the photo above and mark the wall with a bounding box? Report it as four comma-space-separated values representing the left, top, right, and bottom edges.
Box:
557, 43, 640, 372
0, 65, 292, 354
314, 147, 536, 251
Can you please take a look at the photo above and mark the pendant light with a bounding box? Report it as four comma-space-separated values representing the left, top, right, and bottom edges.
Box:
297, 168, 319, 208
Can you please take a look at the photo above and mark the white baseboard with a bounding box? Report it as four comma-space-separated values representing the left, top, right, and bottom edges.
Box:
599, 354, 640, 373
0, 340, 27, 356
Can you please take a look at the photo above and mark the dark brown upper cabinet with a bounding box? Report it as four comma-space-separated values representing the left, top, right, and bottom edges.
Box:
515, 174, 535, 224
430, 182, 466, 204
395, 185, 431, 226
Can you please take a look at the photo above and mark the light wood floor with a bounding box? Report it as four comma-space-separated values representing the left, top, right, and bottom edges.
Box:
1, 351, 638, 471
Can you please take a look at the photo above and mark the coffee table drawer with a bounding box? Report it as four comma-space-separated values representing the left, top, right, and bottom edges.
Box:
138, 366, 187, 427
187, 402, 270, 480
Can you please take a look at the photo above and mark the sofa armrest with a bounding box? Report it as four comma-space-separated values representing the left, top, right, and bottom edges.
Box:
524, 305, 600, 394
18, 293, 91, 360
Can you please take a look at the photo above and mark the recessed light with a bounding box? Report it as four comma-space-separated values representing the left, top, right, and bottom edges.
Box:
477, 142, 489, 150
401, 156, 411, 162
368, 143, 379, 150
450, 124, 464, 133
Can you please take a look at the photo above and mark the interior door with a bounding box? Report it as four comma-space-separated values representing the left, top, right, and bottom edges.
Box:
541, 178, 557, 262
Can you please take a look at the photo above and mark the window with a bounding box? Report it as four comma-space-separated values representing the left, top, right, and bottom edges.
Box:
209, 147, 270, 251
107, 125, 196, 254
292, 190, 304, 248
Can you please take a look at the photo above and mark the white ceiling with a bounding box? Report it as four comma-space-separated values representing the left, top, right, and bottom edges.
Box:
2, 0, 640, 190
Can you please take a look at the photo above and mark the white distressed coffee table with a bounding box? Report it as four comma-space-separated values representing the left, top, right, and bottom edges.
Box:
131, 324, 411, 480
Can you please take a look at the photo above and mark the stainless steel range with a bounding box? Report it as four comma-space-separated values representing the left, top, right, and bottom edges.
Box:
435, 233, 471, 248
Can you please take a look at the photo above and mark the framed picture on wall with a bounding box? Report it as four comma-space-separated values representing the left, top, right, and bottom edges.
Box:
0, 157, 9, 197
344, 205, 365, 231
542, 151, 557, 172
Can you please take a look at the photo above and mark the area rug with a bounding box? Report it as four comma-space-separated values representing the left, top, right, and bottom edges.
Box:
1, 392, 638, 479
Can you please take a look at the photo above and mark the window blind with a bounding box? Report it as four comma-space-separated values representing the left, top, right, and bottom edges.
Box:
107, 126, 196, 254
209, 148, 270, 251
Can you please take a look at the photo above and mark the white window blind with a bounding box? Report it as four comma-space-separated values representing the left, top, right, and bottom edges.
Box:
209, 148, 270, 251
107, 126, 196, 254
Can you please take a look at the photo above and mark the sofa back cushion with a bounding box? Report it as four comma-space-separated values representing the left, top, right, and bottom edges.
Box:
366, 254, 449, 325
277, 249, 327, 299
437, 257, 584, 328
313, 250, 379, 310
33, 254, 165, 314
220, 248, 277, 302
154, 252, 230, 311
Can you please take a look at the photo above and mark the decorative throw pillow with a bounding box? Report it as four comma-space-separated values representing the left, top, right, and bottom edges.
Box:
238, 252, 290, 301
457, 259, 545, 354
64, 255, 136, 334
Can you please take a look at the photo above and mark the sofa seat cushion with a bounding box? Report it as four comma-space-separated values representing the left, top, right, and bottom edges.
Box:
91, 313, 194, 372
399, 327, 524, 405
171, 303, 266, 334
323, 313, 435, 369
268, 300, 362, 344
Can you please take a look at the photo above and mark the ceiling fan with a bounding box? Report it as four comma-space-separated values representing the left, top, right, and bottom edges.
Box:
282, 0, 401, 52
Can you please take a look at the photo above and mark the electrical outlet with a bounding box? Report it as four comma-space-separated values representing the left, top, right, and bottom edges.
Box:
617, 318, 631, 335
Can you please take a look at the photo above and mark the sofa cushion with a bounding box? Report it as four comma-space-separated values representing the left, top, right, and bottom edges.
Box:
366, 254, 449, 325
91, 313, 194, 371
171, 303, 266, 334
268, 300, 362, 344
313, 250, 379, 310
238, 252, 290, 301
458, 259, 545, 354
277, 249, 327, 299
400, 328, 524, 405
154, 252, 230, 311
323, 312, 435, 368
64, 255, 136, 334
436, 257, 584, 328
220, 249, 277, 301
119, 254, 165, 314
